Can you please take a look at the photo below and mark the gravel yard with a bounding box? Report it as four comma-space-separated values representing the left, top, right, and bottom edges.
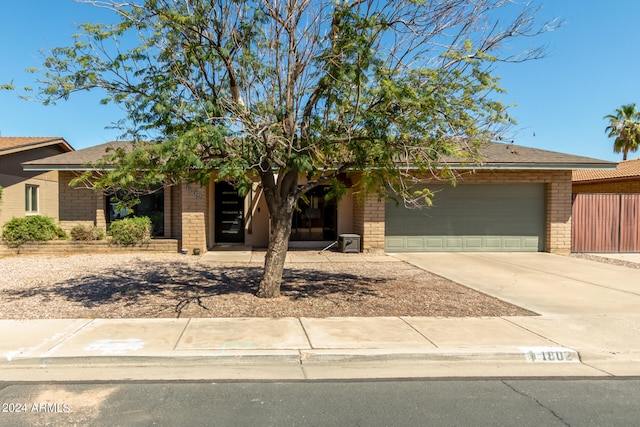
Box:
0, 252, 535, 319
570, 253, 640, 269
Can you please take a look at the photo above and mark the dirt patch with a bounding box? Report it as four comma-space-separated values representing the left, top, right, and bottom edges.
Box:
0, 253, 534, 319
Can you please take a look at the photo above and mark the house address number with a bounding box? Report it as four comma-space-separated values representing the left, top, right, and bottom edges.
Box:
520, 346, 578, 363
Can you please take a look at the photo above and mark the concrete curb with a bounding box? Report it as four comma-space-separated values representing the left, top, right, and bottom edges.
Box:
0, 347, 581, 369
300, 347, 580, 364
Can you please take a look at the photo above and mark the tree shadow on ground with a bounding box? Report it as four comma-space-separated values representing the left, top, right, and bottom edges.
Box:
1, 259, 388, 317
280, 269, 386, 300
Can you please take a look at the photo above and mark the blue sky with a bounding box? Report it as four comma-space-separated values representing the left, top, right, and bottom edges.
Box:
0, 1, 638, 162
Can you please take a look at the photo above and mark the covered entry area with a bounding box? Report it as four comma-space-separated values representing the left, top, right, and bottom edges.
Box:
385, 183, 546, 252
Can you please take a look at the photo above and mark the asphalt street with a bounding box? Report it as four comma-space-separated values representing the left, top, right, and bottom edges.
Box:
2, 378, 640, 426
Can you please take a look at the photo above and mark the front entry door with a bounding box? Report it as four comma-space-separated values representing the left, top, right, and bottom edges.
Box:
215, 182, 244, 243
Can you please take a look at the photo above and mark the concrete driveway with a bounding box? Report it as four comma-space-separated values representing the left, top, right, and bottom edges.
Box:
391, 252, 640, 316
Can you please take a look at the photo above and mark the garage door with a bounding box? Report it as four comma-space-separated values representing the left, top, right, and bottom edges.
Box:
385, 184, 545, 252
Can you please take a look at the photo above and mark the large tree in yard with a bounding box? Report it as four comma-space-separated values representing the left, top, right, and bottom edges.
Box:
26, 0, 558, 297
604, 103, 640, 161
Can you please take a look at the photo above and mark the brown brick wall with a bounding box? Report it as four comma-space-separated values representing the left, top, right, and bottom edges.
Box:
545, 176, 572, 254
171, 184, 182, 242
352, 193, 385, 252
0, 239, 178, 256
573, 180, 640, 193
58, 171, 102, 231
163, 185, 172, 238
180, 183, 208, 254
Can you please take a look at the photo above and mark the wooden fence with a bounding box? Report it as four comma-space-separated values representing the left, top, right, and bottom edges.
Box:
572, 193, 640, 252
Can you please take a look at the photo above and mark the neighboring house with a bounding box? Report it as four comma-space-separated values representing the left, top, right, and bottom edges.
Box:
572, 158, 640, 193
572, 158, 640, 253
0, 137, 74, 236
23, 140, 614, 255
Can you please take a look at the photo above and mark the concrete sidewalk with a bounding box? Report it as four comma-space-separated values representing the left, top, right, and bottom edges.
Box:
1, 251, 639, 381
0, 315, 608, 381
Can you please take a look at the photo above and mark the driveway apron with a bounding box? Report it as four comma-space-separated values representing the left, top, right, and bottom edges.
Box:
392, 252, 640, 315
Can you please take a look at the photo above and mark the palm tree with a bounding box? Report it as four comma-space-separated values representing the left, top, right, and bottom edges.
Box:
604, 103, 640, 161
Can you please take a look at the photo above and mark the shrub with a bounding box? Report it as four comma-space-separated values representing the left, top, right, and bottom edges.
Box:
108, 216, 151, 245
70, 224, 105, 241
2, 215, 67, 247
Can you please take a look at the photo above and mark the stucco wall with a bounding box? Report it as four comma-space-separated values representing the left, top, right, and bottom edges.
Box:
0, 171, 61, 236
0, 147, 68, 236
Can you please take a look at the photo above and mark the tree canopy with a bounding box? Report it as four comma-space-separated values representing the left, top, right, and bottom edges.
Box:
17, 0, 559, 297
604, 103, 640, 161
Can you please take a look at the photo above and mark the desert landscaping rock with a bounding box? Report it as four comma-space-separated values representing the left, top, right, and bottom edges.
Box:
0, 253, 534, 319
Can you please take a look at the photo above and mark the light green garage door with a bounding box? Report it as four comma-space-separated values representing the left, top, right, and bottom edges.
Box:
385, 184, 545, 252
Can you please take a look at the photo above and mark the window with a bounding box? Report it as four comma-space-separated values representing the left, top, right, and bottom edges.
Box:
290, 186, 337, 241
106, 189, 165, 236
25, 185, 38, 213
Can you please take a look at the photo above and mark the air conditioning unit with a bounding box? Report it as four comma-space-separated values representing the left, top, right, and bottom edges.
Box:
338, 234, 360, 253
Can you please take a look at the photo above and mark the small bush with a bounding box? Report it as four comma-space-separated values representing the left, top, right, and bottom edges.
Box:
108, 216, 151, 245
2, 215, 67, 247
70, 224, 105, 241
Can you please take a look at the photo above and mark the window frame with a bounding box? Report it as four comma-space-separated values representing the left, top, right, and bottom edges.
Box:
25, 184, 39, 214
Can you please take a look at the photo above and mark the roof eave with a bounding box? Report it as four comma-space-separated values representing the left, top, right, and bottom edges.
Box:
22, 165, 113, 172
439, 163, 618, 171
24, 162, 616, 172
0, 139, 73, 156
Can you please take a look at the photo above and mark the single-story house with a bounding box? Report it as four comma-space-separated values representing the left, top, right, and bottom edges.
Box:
22, 140, 614, 255
0, 137, 74, 236
571, 158, 640, 253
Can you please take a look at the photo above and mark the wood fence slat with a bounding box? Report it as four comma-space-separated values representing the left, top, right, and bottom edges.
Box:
572, 193, 621, 252
620, 195, 640, 252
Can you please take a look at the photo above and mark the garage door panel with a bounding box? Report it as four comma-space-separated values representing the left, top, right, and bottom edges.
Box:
484, 237, 502, 249
385, 235, 541, 252
385, 237, 405, 250
406, 237, 424, 249
385, 184, 545, 252
465, 237, 483, 249
425, 238, 445, 249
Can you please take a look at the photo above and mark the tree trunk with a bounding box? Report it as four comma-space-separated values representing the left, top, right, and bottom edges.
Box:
257, 212, 294, 298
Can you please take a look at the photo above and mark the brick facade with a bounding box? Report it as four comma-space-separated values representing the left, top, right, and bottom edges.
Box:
180, 182, 208, 254
573, 179, 640, 194
58, 173, 206, 254
352, 193, 385, 252
58, 171, 101, 231
55, 169, 574, 254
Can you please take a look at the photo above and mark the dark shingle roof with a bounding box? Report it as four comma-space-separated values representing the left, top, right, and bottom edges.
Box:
22, 140, 615, 171
440, 142, 615, 170
22, 140, 131, 170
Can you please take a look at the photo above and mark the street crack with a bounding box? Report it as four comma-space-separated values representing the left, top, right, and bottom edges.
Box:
502, 380, 570, 426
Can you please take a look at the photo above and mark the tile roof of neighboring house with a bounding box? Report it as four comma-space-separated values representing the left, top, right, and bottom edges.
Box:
0, 136, 73, 155
572, 157, 640, 182
23, 140, 616, 171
